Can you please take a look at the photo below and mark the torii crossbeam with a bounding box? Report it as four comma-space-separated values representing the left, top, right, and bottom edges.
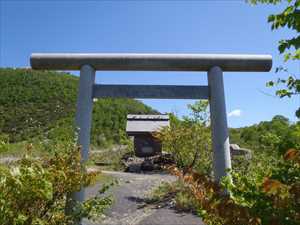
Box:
30, 53, 272, 203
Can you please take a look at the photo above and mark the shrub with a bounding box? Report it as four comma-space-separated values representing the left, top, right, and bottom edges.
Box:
155, 100, 212, 175
167, 148, 300, 225
0, 143, 113, 225
0, 134, 9, 153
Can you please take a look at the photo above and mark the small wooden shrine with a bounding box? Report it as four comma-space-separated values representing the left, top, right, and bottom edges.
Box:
126, 114, 170, 157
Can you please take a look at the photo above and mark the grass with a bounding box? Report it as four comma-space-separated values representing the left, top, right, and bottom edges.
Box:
87, 145, 134, 171
149, 181, 174, 203
0, 141, 50, 159
0, 141, 27, 157
149, 180, 200, 213
94, 172, 115, 184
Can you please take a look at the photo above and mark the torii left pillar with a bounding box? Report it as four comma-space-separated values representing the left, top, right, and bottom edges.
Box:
68, 65, 95, 213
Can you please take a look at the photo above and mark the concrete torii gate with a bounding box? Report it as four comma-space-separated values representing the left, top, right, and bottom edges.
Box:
30, 53, 272, 202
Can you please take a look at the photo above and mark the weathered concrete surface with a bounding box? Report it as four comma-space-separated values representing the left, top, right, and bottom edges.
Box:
83, 171, 204, 225
138, 208, 202, 225
208, 66, 231, 182
93, 84, 209, 100
30, 53, 272, 72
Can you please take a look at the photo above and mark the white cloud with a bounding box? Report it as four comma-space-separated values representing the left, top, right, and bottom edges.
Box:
228, 109, 242, 117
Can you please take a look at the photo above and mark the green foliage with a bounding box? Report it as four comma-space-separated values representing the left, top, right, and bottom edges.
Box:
0, 134, 9, 153
266, 71, 300, 96
222, 149, 300, 225
185, 100, 210, 125
0, 143, 113, 225
149, 181, 175, 203
156, 100, 212, 174
249, 0, 300, 60
0, 68, 156, 148
271, 76, 300, 120
249, 0, 300, 118
150, 180, 200, 213
230, 115, 300, 154
166, 148, 300, 225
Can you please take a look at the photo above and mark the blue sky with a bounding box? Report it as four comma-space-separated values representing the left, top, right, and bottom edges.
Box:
1, 0, 299, 127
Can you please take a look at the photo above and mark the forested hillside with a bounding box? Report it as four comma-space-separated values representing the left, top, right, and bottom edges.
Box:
0, 68, 157, 147
230, 115, 300, 154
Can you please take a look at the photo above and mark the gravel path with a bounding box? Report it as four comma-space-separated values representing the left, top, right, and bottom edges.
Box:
83, 171, 204, 225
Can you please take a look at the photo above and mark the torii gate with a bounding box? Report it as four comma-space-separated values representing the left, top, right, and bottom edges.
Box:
30, 53, 272, 202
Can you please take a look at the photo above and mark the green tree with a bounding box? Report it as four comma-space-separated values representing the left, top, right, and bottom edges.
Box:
249, 0, 300, 118
156, 100, 212, 175
230, 115, 300, 153
185, 100, 210, 125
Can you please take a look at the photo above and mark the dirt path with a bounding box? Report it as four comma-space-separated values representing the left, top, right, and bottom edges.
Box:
83, 171, 204, 225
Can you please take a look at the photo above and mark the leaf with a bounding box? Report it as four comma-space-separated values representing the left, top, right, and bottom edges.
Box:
284, 148, 300, 161
268, 14, 275, 22
266, 81, 274, 87
278, 40, 288, 53
284, 53, 292, 61
296, 107, 300, 118
249, 217, 262, 225
263, 177, 284, 194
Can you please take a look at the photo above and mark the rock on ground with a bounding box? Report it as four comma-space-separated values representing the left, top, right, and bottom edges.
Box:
83, 171, 204, 225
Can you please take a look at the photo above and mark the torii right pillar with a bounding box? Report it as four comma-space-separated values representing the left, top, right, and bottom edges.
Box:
208, 66, 231, 182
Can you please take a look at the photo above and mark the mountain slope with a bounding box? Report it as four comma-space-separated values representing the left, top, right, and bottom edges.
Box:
0, 68, 157, 146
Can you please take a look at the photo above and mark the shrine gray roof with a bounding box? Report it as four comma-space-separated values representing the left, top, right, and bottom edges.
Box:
126, 114, 170, 133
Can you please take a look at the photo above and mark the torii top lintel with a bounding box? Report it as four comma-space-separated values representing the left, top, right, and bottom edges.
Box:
30, 53, 272, 72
